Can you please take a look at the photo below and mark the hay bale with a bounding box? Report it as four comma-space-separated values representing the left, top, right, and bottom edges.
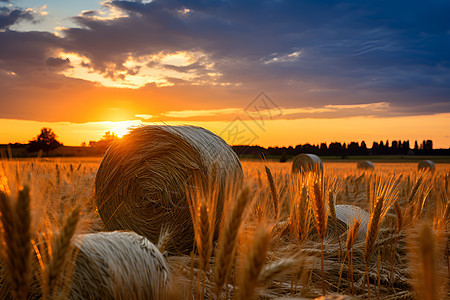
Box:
291, 154, 323, 174
309, 204, 369, 242
70, 231, 170, 299
325, 205, 369, 242
334, 204, 369, 241
418, 160, 435, 171
95, 125, 243, 253
356, 160, 374, 170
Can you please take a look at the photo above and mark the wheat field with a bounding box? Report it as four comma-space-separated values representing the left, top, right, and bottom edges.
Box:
0, 158, 448, 299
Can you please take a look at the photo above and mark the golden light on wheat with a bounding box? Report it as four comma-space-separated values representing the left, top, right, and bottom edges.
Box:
0, 131, 448, 299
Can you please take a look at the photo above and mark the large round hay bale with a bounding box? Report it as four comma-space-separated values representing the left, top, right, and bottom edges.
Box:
71, 231, 170, 299
356, 160, 374, 170
95, 125, 243, 254
291, 154, 323, 174
418, 160, 435, 171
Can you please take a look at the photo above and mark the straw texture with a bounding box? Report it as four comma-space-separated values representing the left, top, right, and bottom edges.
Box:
70, 231, 170, 300
291, 154, 323, 174
95, 125, 243, 253
329, 205, 370, 242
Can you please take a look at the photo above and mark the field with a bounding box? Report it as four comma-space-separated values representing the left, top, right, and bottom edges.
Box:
0, 158, 449, 299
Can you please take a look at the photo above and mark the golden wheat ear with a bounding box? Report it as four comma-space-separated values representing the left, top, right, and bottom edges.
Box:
45, 205, 80, 298
410, 223, 439, 300
264, 166, 278, 218
237, 223, 272, 300
213, 186, 251, 298
0, 186, 32, 300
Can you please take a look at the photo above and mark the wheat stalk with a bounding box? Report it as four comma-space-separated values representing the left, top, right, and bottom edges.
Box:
198, 201, 211, 271
346, 218, 360, 295
0, 187, 32, 300
408, 175, 423, 203
365, 196, 384, 263
265, 166, 278, 218
364, 196, 384, 299
237, 224, 272, 300
46, 205, 80, 298
393, 201, 403, 232
328, 188, 337, 224
413, 223, 438, 300
214, 186, 250, 297
310, 180, 327, 295
257, 258, 296, 284
311, 181, 327, 240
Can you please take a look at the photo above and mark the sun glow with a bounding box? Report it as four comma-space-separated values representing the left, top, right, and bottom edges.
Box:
109, 121, 140, 138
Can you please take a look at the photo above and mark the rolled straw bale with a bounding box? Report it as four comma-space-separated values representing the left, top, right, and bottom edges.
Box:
291, 154, 323, 174
418, 160, 435, 171
326, 205, 370, 242
356, 160, 374, 170
95, 125, 243, 253
70, 231, 170, 300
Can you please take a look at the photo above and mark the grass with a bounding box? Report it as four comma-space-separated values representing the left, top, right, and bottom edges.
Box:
0, 158, 449, 299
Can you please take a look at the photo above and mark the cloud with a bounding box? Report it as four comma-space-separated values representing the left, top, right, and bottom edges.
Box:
135, 114, 153, 120
46, 57, 71, 67
134, 101, 392, 122
0, 7, 33, 30
0, 0, 449, 123
163, 108, 241, 118
263, 51, 302, 64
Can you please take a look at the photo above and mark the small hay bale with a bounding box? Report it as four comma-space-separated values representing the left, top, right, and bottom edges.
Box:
70, 231, 170, 300
326, 205, 370, 242
309, 205, 369, 242
356, 160, 374, 170
95, 125, 243, 253
418, 160, 435, 171
291, 154, 323, 174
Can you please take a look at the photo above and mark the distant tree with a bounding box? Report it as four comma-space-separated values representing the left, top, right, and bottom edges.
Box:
27, 128, 62, 154
348, 142, 359, 155
360, 141, 368, 154
402, 140, 410, 154
89, 131, 120, 153
319, 143, 327, 155
329, 142, 343, 155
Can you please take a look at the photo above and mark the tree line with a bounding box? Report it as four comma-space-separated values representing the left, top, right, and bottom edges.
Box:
3, 128, 448, 157
232, 139, 449, 157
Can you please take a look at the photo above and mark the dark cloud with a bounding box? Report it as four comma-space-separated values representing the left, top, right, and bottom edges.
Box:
0, 30, 62, 76
0, 0, 449, 122
0, 7, 34, 30
46, 57, 70, 67
80, 10, 97, 17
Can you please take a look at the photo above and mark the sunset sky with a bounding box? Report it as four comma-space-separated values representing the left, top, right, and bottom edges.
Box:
1, 0, 449, 148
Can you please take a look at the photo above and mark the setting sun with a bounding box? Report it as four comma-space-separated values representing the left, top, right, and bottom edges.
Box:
109, 121, 141, 138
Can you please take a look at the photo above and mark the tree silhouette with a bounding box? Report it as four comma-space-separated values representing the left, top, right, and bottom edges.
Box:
27, 128, 62, 154
88, 131, 119, 153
